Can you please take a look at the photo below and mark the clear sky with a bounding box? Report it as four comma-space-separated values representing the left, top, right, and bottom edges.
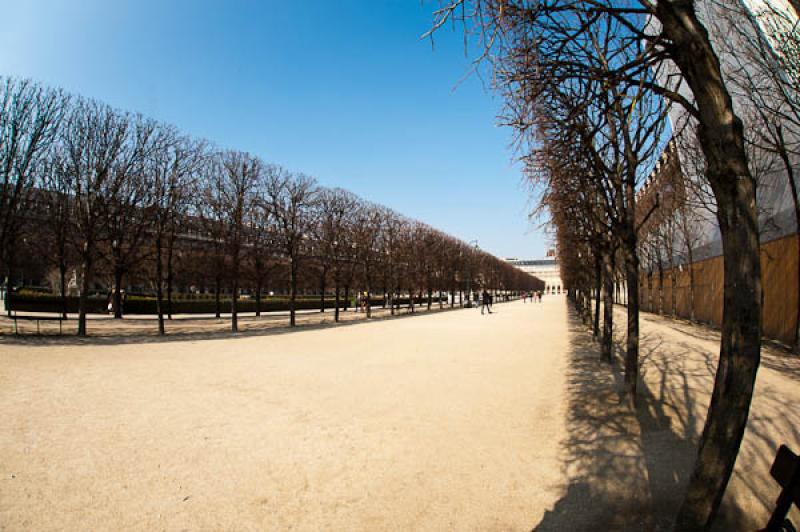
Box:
0, 0, 550, 259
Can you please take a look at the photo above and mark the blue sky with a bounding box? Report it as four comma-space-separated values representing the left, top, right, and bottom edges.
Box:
0, 0, 549, 259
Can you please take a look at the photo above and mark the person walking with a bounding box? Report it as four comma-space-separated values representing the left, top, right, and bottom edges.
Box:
481, 289, 492, 315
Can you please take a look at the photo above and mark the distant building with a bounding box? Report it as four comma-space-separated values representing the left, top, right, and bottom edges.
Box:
506, 254, 564, 294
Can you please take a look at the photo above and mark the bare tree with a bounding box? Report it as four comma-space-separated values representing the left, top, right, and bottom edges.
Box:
316, 187, 358, 322
0, 78, 64, 297
431, 1, 766, 526
62, 98, 130, 336
198, 150, 260, 332
265, 166, 318, 327
149, 128, 203, 335
103, 115, 159, 319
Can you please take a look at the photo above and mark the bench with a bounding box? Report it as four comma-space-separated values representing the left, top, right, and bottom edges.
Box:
10, 314, 65, 335
763, 445, 800, 532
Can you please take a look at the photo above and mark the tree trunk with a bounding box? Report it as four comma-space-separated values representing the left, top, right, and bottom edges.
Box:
166, 235, 175, 320
319, 272, 326, 313
594, 254, 602, 338
77, 256, 91, 337
214, 276, 221, 319
658, 263, 665, 316
675, 187, 762, 531
624, 242, 640, 401
344, 285, 350, 312
658, 4, 764, 527
427, 287, 432, 310
335, 283, 341, 322
59, 263, 68, 320
156, 236, 165, 336
113, 268, 124, 319
230, 273, 239, 333
289, 263, 297, 327
255, 279, 262, 317
671, 266, 678, 318
603, 251, 615, 361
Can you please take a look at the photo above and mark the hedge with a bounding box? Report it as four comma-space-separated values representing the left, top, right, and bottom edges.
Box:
7, 293, 448, 315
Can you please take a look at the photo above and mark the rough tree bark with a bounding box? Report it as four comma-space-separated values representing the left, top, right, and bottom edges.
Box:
655, 3, 764, 529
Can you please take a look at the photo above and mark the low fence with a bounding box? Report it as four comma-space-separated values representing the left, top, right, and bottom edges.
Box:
636, 233, 798, 345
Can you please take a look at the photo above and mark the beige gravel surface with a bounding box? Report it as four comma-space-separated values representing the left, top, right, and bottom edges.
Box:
1, 298, 570, 531
3, 297, 797, 531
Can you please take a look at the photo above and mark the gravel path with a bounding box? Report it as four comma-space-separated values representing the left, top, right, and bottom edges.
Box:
3, 297, 796, 531
1, 297, 570, 531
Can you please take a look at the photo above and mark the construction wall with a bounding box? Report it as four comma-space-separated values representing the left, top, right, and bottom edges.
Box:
638, 234, 798, 345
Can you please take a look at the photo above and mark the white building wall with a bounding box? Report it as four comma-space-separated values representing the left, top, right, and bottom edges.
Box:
658, 0, 800, 262
506, 259, 564, 295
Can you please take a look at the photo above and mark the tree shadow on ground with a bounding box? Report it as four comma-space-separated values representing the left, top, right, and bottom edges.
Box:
533, 307, 653, 531
533, 307, 763, 531
635, 320, 800, 530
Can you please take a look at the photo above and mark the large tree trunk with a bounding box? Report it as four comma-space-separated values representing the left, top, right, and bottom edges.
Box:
676, 183, 762, 531
657, 3, 763, 529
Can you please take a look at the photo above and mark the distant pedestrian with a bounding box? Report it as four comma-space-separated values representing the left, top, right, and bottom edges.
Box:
481, 289, 492, 315
538, 291, 542, 303
523, 292, 528, 303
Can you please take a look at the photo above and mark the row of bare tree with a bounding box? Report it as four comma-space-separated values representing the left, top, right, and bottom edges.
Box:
0, 76, 542, 336
430, 0, 798, 529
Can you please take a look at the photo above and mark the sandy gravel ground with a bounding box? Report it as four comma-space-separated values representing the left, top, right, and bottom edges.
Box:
3, 297, 798, 531
613, 306, 800, 531
0, 298, 570, 531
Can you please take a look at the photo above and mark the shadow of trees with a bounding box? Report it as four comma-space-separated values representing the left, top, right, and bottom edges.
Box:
533, 308, 653, 531
532, 304, 797, 531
